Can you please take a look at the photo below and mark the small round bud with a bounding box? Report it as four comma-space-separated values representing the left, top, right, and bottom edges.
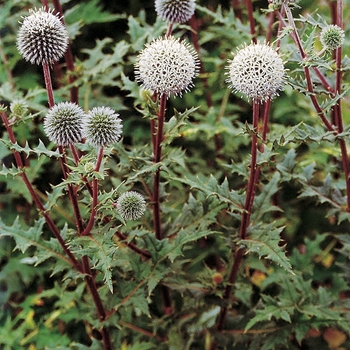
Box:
116, 191, 146, 221
320, 25, 345, 51
17, 7, 69, 65
226, 42, 285, 102
82, 107, 123, 147
44, 102, 85, 147
84, 162, 95, 173
135, 36, 199, 97
10, 100, 28, 118
212, 272, 224, 284
155, 0, 196, 24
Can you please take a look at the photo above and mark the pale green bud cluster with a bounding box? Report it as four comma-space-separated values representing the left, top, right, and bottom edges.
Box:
320, 25, 345, 51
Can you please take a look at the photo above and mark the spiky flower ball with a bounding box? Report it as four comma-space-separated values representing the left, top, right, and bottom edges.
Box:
44, 102, 85, 147
82, 107, 123, 147
135, 36, 199, 97
320, 25, 345, 51
155, 0, 196, 23
116, 191, 146, 221
10, 100, 28, 118
17, 7, 69, 65
226, 42, 285, 102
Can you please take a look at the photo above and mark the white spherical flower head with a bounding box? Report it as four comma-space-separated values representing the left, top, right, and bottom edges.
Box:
44, 102, 85, 147
135, 36, 199, 97
17, 7, 69, 65
83, 107, 123, 147
155, 0, 196, 23
320, 25, 345, 51
117, 191, 146, 221
226, 42, 285, 102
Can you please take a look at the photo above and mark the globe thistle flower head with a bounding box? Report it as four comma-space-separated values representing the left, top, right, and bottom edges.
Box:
116, 191, 146, 221
17, 7, 69, 65
226, 42, 285, 102
44, 102, 85, 147
320, 25, 345, 51
135, 36, 199, 98
82, 107, 123, 147
155, 0, 196, 23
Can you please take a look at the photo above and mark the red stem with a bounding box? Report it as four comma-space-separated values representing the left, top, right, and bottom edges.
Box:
333, 0, 350, 211
246, 0, 257, 42
151, 93, 173, 315
231, 0, 243, 21
281, 7, 334, 132
153, 95, 167, 241
82, 147, 104, 235
215, 101, 260, 333
42, 63, 55, 108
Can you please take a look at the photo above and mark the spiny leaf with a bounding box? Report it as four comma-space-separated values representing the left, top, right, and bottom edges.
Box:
174, 174, 244, 211
240, 223, 293, 273
68, 230, 117, 293
252, 172, 282, 222
1, 139, 61, 158
0, 217, 72, 266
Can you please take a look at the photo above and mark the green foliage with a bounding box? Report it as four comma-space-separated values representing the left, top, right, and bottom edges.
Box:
1, 0, 350, 349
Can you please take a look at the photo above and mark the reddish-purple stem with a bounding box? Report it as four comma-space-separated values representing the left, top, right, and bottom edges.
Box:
246, 0, 257, 42
214, 101, 260, 333
82, 147, 104, 236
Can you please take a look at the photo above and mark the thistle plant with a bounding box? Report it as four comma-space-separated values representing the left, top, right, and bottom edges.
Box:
82, 106, 123, 147
226, 42, 286, 102
116, 191, 146, 221
320, 24, 345, 51
43, 102, 85, 147
135, 36, 199, 97
155, 0, 196, 23
1, 1, 350, 350
16, 7, 69, 66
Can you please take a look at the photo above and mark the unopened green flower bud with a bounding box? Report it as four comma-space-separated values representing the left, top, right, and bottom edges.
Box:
10, 100, 28, 118
82, 107, 123, 147
84, 162, 95, 173
320, 25, 345, 51
116, 191, 146, 221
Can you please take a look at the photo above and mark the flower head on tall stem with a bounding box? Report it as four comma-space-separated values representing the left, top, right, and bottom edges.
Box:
320, 24, 345, 52
226, 42, 286, 102
17, 7, 69, 65
44, 102, 85, 147
82, 107, 123, 147
116, 191, 146, 221
155, 0, 196, 23
135, 36, 199, 98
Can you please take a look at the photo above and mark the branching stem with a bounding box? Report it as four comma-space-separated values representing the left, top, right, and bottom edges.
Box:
214, 101, 260, 334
